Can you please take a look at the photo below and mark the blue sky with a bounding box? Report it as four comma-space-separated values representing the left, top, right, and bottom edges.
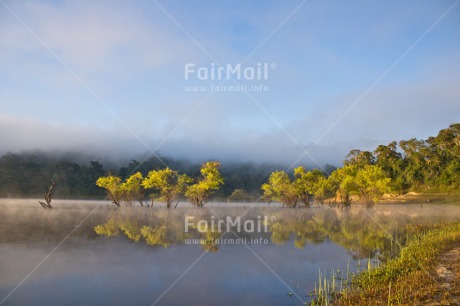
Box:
0, 0, 459, 166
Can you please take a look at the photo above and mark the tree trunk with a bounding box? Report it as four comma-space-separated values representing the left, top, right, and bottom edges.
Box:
38, 180, 55, 209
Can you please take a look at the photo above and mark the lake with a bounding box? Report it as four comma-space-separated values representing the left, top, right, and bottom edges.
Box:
1, 199, 459, 306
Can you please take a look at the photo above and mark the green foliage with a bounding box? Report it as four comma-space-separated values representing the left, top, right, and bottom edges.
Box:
352, 165, 391, 208
120, 172, 145, 206
373, 141, 405, 191
96, 174, 123, 206
392, 125, 460, 192
95, 163, 222, 208
313, 177, 335, 205
262, 167, 332, 207
344, 150, 375, 168
329, 165, 358, 207
0, 152, 278, 199
336, 222, 460, 305
399, 138, 428, 189
142, 168, 192, 208
326, 165, 391, 208
185, 162, 224, 207
261, 171, 298, 207
294, 167, 326, 207
1, 123, 458, 202
339, 123, 460, 195
199, 161, 224, 190
96, 172, 146, 207
328, 123, 460, 205
0, 153, 106, 198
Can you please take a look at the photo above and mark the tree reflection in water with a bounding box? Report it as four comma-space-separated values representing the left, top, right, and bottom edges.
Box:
95, 209, 223, 251
94, 207, 444, 260
267, 209, 411, 260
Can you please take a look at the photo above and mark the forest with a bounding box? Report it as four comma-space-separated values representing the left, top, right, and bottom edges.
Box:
0, 123, 458, 203
262, 123, 460, 208
0, 151, 285, 199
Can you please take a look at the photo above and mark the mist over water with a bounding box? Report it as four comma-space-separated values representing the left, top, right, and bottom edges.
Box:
1, 199, 460, 305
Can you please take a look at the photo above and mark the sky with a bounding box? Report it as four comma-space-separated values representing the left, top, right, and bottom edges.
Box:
0, 0, 459, 168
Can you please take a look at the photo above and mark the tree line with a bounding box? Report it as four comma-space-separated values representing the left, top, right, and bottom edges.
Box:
262, 123, 459, 208
0, 152, 106, 198
345, 123, 459, 193
0, 152, 282, 199
262, 164, 391, 208
0, 123, 457, 205
96, 162, 224, 208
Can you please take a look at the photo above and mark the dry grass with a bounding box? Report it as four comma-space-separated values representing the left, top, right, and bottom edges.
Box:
379, 192, 460, 205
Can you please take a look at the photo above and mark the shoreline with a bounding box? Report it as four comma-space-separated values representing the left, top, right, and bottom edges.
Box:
329, 222, 460, 305
379, 192, 460, 205
0, 191, 460, 206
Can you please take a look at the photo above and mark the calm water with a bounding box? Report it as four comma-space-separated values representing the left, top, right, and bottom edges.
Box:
1, 199, 459, 306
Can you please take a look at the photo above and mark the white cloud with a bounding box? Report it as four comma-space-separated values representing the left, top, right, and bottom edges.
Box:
0, 1, 458, 166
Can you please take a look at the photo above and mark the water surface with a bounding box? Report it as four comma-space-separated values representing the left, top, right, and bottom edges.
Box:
1, 199, 459, 305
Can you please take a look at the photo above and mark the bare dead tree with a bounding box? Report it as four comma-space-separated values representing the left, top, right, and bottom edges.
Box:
39, 180, 55, 209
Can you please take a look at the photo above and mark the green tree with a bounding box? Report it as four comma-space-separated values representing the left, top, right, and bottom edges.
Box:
352, 165, 391, 208
142, 168, 191, 208
429, 123, 460, 157
293, 167, 326, 207
185, 162, 224, 207
399, 138, 428, 189
261, 171, 298, 207
425, 124, 460, 189
373, 142, 405, 193
344, 150, 375, 168
96, 174, 123, 206
329, 165, 358, 208
313, 176, 335, 205
120, 172, 145, 207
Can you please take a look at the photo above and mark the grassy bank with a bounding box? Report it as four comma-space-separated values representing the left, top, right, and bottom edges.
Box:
329, 222, 460, 305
